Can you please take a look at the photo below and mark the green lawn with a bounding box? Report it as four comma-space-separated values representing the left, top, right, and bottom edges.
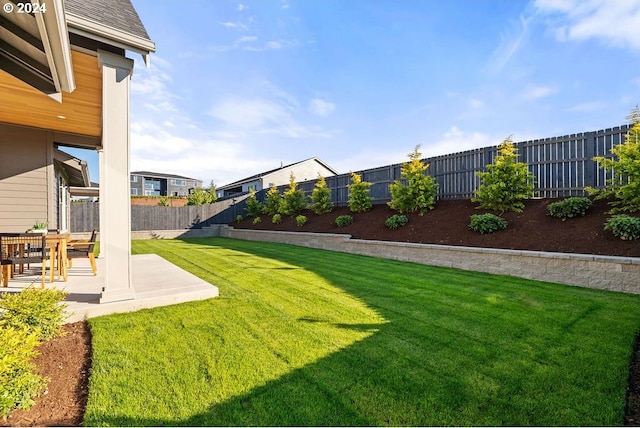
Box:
84, 237, 640, 426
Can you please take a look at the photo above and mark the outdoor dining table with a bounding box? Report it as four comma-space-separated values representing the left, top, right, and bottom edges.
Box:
46, 233, 70, 282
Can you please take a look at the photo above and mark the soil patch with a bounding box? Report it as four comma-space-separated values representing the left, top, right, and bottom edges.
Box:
1, 321, 91, 427
234, 198, 640, 257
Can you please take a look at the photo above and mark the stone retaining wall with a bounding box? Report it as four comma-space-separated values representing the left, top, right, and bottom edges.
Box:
218, 226, 640, 294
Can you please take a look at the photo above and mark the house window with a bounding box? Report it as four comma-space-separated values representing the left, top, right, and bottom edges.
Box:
173, 191, 179, 196
172, 179, 186, 186
131, 188, 138, 196
131, 175, 138, 182
145, 190, 160, 196
248, 184, 257, 191
144, 179, 161, 191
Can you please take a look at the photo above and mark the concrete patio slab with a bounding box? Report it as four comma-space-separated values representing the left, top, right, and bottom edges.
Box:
0, 254, 219, 323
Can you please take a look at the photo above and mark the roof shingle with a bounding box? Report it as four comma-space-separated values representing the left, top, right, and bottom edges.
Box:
64, 0, 151, 42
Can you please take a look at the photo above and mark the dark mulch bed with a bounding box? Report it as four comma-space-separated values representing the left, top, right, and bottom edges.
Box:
4, 198, 639, 426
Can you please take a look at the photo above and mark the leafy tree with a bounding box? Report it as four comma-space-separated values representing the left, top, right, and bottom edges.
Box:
244, 189, 263, 217
587, 106, 640, 213
207, 180, 218, 204
348, 172, 372, 213
187, 187, 215, 205
158, 195, 170, 206
262, 184, 282, 216
311, 174, 333, 214
472, 137, 535, 214
388, 145, 438, 215
280, 173, 308, 215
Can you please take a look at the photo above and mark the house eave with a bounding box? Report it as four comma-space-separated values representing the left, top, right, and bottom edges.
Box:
66, 13, 155, 63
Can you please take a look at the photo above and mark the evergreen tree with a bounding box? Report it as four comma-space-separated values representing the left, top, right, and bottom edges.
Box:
348, 172, 372, 213
472, 137, 535, 214
262, 184, 282, 216
388, 145, 438, 215
588, 106, 640, 213
281, 173, 308, 215
244, 189, 263, 217
311, 174, 333, 214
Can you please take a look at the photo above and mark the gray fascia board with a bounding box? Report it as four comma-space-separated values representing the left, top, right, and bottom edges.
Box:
66, 13, 155, 57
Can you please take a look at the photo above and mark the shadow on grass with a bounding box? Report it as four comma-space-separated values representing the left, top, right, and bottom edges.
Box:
92, 237, 640, 426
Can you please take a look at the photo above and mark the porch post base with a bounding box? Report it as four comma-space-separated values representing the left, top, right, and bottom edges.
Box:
100, 288, 136, 304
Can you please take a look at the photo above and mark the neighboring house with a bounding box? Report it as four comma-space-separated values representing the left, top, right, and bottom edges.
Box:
53, 148, 91, 231
217, 158, 338, 198
0, 0, 155, 303
130, 171, 203, 197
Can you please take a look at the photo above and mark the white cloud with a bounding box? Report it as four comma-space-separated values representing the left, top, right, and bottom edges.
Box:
568, 101, 605, 112
423, 126, 499, 158
469, 98, 484, 109
237, 3, 247, 11
220, 21, 248, 30
486, 14, 533, 74
534, 0, 640, 51
309, 98, 335, 116
521, 84, 557, 100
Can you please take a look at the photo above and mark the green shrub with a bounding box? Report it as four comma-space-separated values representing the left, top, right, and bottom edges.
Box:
604, 215, 640, 240
385, 214, 409, 229
0, 287, 68, 341
587, 107, 640, 213
469, 213, 508, 234
547, 197, 592, 220
235, 214, 243, 223
253, 216, 262, 225
335, 215, 354, 227
0, 326, 47, 418
348, 172, 372, 213
187, 187, 216, 206
311, 175, 333, 214
272, 213, 282, 224
296, 215, 307, 227
262, 185, 282, 216
388, 145, 438, 215
244, 189, 263, 217
473, 137, 535, 214
158, 196, 170, 206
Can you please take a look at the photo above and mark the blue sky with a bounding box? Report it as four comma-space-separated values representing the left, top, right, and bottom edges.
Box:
66, 0, 640, 186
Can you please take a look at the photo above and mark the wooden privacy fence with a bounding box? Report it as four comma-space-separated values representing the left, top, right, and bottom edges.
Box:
71, 124, 630, 232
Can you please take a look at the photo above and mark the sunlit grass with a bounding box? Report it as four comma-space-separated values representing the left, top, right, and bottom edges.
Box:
84, 237, 640, 426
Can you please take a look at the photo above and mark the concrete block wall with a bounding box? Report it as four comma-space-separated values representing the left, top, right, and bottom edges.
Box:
218, 226, 640, 294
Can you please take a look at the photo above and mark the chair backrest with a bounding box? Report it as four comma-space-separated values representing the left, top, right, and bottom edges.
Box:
87, 230, 97, 252
0, 233, 47, 264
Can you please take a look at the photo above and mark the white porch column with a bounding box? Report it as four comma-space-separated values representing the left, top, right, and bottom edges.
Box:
98, 50, 135, 303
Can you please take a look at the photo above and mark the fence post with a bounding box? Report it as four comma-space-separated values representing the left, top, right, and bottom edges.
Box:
584, 131, 596, 190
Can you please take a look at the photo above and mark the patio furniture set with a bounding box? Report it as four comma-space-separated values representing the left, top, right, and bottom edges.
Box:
0, 230, 97, 288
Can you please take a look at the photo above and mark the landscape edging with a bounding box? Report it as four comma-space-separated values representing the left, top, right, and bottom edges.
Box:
218, 225, 640, 294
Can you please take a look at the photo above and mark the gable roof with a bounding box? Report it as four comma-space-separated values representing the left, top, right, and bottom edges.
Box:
65, 0, 155, 62
218, 157, 338, 190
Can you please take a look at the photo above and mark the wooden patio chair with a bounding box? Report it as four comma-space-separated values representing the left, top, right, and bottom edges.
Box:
0, 233, 48, 288
67, 230, 97, 275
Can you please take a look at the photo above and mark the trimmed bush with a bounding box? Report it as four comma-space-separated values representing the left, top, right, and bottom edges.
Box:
0, 287, 68, 341
296, 215, 307, 227
335, 215, 354, 227
604, 215, 640, 240
469, 213, 508, 234
253, 216, 262, 225
547, 197, 592, 220
235, 215, 243, 223
272, 213, 282, 224
385, 214, 409, 229
0, 326, 46, 418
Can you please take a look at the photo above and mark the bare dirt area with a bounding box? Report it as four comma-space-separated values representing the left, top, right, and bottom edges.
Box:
1, 322, 91, 427
234, 198, 640, 258
4, 198, 639, 427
